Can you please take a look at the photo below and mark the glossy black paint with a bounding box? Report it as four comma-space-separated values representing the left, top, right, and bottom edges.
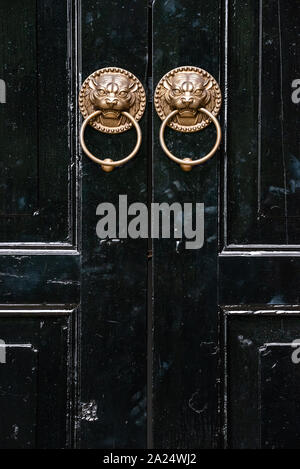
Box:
80, 0, 148, 449
220, 0, 300, 448
152, 0, 220, 449
0, 307, 75, 448
260, 344, 300, 449
0, 0, 72, 244
224, 311, 300, 448
0, 0, 79, 449
0, 345, 37, 448
226, 0, 300, 246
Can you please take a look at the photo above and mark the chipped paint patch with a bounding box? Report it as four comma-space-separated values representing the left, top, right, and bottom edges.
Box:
80, 400, 98, 421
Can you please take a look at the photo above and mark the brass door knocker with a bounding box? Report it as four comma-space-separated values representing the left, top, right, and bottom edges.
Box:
154, 66, 222, 171
79, 67, 146, 172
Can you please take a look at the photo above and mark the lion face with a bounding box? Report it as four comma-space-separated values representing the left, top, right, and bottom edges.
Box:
88, 73, 138, 126
163, 72, 212, 126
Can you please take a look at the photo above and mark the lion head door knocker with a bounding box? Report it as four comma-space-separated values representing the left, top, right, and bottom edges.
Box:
79, 67, 146, 172
154, 66, 222, 171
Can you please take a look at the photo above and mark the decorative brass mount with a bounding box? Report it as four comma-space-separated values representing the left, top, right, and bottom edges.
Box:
79, 67, 146, 171
154, 66, 222, 171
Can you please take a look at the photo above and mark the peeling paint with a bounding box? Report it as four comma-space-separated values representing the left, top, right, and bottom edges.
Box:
80, 401, 98, 422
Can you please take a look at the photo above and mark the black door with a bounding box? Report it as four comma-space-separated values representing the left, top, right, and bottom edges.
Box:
0, 0, 299, 449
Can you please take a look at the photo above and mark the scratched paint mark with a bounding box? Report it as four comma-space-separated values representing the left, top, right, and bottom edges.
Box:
238, 335, 253, 347
12, 424, 19, 440
188, 391, 208, 414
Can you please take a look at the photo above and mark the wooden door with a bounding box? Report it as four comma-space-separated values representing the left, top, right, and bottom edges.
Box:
0, 0, 299, 450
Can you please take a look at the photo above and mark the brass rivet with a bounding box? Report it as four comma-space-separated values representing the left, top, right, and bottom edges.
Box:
179, 158, 193, 172
101, 158, 115, 173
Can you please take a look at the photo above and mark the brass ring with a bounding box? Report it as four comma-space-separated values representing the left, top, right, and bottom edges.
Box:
159, 108, 222, 171
80, 110, 142, 172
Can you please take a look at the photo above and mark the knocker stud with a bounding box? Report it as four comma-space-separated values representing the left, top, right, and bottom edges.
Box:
154, 66, 222, 171
79, 67, 146, 172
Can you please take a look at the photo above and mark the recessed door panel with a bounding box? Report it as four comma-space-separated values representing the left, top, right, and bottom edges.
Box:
225, 311, 300, 449
0, 344, 37, 449
225, 0, 300, 248
0, 307, 74, 448
0, 0, 75, 245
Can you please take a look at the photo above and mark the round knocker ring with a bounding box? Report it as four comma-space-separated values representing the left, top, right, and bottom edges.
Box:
159, 108, 222, 172
80, 110, 142, 172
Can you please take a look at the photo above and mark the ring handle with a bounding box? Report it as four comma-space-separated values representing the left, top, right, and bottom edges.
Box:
80, 110, 142, 172
159, 108, 222, 172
